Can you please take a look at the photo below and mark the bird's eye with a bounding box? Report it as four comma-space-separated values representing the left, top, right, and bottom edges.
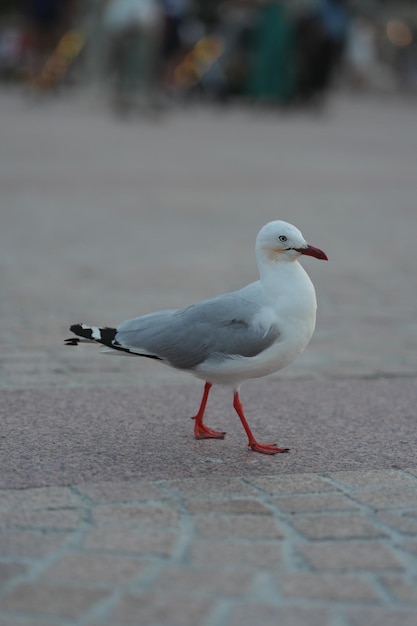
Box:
279, 235, 288, 242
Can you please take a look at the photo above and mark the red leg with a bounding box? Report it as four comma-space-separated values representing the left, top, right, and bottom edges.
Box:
192, 382, 226, 439
233, 391, 289, 454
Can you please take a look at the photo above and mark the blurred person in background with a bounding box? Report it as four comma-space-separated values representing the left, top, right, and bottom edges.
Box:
345, 14, 377, 91
103, 0, 163, 114
168, 0, 261, 104
209, 0, 257, 102
160, 0, 190, 93
295, 0, 349, 107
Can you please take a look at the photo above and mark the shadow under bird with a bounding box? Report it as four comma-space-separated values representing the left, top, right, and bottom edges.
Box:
66, 220, 328, 454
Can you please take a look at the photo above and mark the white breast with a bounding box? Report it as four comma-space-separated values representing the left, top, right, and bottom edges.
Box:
194, 261, 317, 386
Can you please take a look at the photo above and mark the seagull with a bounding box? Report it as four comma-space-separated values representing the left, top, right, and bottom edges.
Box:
65, 220, 327, 455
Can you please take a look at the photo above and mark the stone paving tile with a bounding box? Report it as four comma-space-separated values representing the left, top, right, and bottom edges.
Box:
164, 477, 259, 499
91, 503, 179, 528
0, 530, 71, 559
154, 565, 253, 597
193, 514, 284, 540
329, 469, 417, 491
81, 527, 178, 556
273, 493, 360, 514
401, 540, 417, 557
247, 474, 336, 494
376, 511, 417, 535
346, 608, 417, 626
0, 620, 67, 626
41, 554, 152, 585
0, 562, 27, 586
74, 480, 169, 503
0, 488, 82, 512
379, 574, 417, 604
0, 508, 82, 531
274, 572, 380, 602
0, 583, 108, 619
189, 539, 283, 568
289, 513, 387, 540
299, 541, 406, 571
110, 591, 214, 626
229, 604, 334, 626
185, 497, 272, 515
350, 488, 417, 510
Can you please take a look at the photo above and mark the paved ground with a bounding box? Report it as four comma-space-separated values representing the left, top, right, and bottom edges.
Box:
1, 87, 417, 625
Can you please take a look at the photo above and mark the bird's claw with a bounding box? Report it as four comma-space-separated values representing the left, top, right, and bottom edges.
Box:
194, 428, 226, 440
249, 442, 289, 455
194, 424, 226, 440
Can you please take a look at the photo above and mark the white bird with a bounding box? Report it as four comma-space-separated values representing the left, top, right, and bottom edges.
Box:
66, 220, 327, 455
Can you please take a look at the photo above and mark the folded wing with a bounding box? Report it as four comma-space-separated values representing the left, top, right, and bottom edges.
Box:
115, 293, 281, 370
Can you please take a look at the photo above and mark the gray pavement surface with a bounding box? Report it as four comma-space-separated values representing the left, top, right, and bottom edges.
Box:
1, 377, 417, 489
1, 88, 417, 625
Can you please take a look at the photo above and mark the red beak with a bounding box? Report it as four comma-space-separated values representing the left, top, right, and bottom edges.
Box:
296, 244, 328, 261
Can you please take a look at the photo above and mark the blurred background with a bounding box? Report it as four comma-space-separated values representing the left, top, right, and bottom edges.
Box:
0, 0, 416, 108
1, 0, 417, 390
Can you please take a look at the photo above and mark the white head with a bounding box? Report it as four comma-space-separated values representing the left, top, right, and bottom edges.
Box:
255, 220, 328, 263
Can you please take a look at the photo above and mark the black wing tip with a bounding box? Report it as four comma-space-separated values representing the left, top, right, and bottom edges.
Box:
99, 327, 117, 345
70, 323, 86, 334
64, 325, 164, 359
68, 323, 95, 343
67, 323, 118, 347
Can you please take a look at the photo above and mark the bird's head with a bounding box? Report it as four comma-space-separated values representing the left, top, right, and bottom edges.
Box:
256, 220, 328, 263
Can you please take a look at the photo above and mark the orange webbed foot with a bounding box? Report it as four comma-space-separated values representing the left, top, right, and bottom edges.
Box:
193, 418, 226, 440
249, 442, 289, 455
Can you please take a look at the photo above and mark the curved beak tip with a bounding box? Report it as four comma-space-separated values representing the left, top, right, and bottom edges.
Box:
299, 245, 328, 261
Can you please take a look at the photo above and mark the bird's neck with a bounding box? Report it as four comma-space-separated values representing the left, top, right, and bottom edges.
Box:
257, 249, 294, 279
256, 252, 311, 299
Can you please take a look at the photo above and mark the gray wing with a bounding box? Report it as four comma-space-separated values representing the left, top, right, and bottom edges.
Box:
115, 293, 280, 370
